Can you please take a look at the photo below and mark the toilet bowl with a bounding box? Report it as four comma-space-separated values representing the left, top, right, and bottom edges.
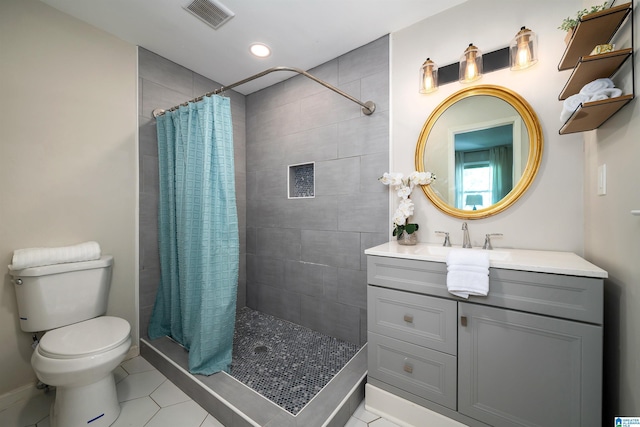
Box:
32, 316, 131, 427
9, 254, 132, 427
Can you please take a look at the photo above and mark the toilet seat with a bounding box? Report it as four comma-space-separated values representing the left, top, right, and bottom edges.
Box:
38, 316, 130, 359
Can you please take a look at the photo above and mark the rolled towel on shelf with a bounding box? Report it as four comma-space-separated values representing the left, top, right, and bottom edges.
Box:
561, 93, 590, 123
446, 249, 490, 299
586, 88, 623, 103
593, 87, 622, 100
10, 241, 102, 270
580, 78, 614, 96
589, 93, 610, 102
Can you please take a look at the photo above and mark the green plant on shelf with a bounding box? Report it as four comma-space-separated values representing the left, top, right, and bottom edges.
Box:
558, 2, 608, 32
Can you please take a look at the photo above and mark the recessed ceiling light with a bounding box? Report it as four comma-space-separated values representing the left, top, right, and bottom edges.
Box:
250, 43, 271, 58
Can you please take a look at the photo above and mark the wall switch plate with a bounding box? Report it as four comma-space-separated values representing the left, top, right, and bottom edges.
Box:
597, 164, 607, 196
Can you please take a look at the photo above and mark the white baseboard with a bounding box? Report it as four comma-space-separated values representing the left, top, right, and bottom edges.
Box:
365, 384, 466, 427
124, 344, 140, 361
0, 382, 41, 412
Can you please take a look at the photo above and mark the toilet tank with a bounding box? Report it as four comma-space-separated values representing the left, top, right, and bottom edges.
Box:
8, 256, 114, 332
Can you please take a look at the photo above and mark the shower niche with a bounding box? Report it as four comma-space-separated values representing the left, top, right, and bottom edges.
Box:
288, 162, 315, 199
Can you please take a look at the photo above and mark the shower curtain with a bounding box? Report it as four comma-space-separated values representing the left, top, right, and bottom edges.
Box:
148, 95, 239, 375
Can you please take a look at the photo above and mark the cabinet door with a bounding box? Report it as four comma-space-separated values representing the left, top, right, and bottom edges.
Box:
458, 303, 602, 427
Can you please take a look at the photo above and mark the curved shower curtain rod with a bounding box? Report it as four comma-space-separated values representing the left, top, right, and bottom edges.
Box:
151, 66, 376, 118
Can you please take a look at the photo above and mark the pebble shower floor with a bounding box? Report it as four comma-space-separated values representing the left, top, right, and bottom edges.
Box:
230, 307, 361, 415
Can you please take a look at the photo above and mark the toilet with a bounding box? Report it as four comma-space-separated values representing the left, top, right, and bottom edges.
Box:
9, 255, 131, 427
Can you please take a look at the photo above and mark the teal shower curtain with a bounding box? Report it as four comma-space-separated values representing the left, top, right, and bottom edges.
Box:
148, 95, 239, 375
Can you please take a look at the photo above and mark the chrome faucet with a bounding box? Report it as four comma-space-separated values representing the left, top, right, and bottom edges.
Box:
435, 231, 451, 247
482, 233, 503, 250
462, 222, 472, 248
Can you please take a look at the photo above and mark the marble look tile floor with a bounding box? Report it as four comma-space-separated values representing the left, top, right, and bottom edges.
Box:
0, 356, 400, 427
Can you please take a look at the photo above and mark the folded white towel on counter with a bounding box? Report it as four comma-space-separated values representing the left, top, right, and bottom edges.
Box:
10, 241, 101, 270
446, 249, 490, 299
561, 93, 590, 123
580, 78, 614, 95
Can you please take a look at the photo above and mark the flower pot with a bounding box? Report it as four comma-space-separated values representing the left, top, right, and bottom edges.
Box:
564, 27, 575, 45
397, 231, 418, 246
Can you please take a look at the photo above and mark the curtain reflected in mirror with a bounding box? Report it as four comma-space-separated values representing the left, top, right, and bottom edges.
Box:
453, 125, 514, 210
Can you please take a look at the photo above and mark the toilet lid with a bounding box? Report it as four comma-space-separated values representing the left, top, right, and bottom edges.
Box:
38, 316, 131, 359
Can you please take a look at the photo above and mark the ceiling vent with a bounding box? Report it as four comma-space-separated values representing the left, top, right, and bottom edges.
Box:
184, 0, 235, 30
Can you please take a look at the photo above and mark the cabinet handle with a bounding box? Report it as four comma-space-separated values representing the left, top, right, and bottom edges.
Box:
403, 363, 413, 374
403, 314, 414, 323
461, 316, 468, 327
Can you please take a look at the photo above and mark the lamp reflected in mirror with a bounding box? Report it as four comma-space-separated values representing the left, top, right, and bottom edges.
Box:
465, 195, 483, 210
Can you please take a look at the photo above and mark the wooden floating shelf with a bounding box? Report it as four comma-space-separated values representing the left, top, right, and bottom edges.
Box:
558, 48, 632, 100
558, 2, 632, 71
559, 94, 633, 135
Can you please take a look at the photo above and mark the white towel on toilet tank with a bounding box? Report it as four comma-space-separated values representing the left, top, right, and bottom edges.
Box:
446, 248, 490, 299
10, 241, 101, 270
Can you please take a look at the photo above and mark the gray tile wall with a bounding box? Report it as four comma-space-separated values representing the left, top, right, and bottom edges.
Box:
246, 36, 390, 345
138, 48, 247, 337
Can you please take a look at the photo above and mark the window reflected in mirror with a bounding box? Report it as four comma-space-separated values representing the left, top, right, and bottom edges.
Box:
455, 124, 513, 210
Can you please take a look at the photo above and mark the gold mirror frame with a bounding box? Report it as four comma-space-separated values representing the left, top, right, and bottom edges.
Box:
415, 85, 543, 219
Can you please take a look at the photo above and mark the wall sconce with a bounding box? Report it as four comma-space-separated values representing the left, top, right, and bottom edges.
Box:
419, 58, 438, 93
459, 43, 483, 83
419, 28, 536, 93
510, 26, 538, 70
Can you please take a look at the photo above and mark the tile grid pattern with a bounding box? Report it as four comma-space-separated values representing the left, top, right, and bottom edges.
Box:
246, 36, 391, 346
230, 307, 360, 415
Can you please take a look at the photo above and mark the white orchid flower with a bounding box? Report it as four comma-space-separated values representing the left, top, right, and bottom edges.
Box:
392, 210, 407, 227
379, 172, 404, 187
396, 185, 412, 199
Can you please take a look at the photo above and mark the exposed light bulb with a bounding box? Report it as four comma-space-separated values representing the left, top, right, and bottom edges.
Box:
465, 61, 478, 81
517, 44, 532, 68
510, 27, 538, 71
419, 58, 438, 94
459, 43, 482, 83
423, 74, 435, 92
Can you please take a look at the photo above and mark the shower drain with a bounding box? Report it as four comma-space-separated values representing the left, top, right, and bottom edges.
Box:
253, 345, 268, 354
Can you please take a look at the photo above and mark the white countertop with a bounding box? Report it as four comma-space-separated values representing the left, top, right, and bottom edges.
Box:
364, 242, 608, 279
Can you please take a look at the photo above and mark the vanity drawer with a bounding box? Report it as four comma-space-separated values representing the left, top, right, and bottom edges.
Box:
368, 332, 457, 410
368, 285, 457, 355
367, 255, 448, 297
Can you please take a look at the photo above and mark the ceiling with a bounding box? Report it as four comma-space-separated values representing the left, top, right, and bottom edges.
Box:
40, 0, 465, 95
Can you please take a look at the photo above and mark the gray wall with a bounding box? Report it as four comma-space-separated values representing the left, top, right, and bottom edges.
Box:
138, 48, 247, 337
245, 36, 390, 345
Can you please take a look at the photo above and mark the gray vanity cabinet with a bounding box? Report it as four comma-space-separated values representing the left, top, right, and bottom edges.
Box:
366, 254, 603, 427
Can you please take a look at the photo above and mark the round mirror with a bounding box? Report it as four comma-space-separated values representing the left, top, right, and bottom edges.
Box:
415, 85, 543, 219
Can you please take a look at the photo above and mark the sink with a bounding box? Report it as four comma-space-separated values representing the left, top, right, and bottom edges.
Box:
415, 245, 453, 257
415, 245, 512, 262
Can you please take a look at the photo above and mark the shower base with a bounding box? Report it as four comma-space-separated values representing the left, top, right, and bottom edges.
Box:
140, 307, 367, 427
231, 307, 361, 415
